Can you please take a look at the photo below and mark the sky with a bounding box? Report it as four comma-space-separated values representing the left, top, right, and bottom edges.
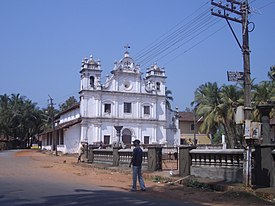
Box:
0, 0, 274, 111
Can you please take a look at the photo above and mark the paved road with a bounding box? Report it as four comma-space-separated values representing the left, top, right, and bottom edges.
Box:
0, 150, 199, 206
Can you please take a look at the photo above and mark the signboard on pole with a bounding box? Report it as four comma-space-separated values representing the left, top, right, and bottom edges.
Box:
227, 71, 244, 82
244, 120, 262, 139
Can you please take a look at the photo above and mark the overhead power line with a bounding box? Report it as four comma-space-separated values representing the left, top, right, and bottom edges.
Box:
133, 1, 210, 59
152, 18, 222, 66
133, 1, 226, 69
136, 9, 213, 65
257, 0, 275, 9
135, 9, 211, 64
163, 24, 226, 66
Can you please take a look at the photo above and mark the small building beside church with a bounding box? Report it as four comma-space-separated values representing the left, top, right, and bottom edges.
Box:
41, 49, 179, 154
178, 111, 210, 145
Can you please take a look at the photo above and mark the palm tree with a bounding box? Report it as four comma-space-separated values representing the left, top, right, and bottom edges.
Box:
219, 84, 243, 147
59, 96, 78, 112
0, 93, 45, 148
267, 66, 275, 103
267, 65, 275, 81
192, 82, 221, 140
165, 87, 173, 109
253, 81, 272, 105
192, 83, 242, 148
9, 94, 26, 142
0, 94, 12, 141
19, 99, 43, 147
252, 66, 275, 120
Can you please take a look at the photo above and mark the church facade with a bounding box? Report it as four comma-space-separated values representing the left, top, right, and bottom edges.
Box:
41, 49, 179, 153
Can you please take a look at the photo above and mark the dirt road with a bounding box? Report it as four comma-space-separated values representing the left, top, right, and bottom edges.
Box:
1, 149, 274, 206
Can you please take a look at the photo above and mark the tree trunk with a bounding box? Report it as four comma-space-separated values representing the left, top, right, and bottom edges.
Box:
222, 121, 235, 149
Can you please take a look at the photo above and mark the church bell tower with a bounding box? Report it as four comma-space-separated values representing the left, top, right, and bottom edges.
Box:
80, 55, 102, 91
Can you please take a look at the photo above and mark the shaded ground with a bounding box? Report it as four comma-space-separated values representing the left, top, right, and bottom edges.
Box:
15, 150, 275, 206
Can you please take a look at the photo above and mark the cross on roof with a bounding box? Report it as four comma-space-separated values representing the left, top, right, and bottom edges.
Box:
124, 44, 130, 52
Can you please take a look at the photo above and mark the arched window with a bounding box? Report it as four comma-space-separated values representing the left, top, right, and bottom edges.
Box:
90, 76, 95, 87
122, 128, 131, 136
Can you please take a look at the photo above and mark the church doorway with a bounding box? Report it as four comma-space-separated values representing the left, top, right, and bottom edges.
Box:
122, 128, 132, 148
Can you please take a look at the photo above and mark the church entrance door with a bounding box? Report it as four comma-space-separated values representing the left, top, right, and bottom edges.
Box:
122, 128, 132, 148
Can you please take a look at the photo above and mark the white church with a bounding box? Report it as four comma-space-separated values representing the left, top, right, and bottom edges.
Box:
41, 49, 180, 154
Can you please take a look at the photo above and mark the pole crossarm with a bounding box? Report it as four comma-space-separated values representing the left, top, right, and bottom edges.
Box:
226, 0, 241, 5
211, 1, 242, 16
211, 12, 242, 23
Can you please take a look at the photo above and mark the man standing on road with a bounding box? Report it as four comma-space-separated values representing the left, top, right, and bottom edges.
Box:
129, 139, 146, 191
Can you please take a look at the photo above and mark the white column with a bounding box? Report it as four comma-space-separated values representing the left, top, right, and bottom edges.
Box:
136, 100, 141, 118
222, 134, 226, 150
95, 99, 99, 117
98, 125, 102, 142
153, 102, 156, 119
152, 126, 157, 143
95, 125, 100, 142
138, 126, 142, 142
80, 125, 88, 142
98, 99, 102, 117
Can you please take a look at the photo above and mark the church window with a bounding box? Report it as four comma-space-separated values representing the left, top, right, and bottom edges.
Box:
144, 136, 149, 144
156, 82, 160, 91
104, 104, 111, 113
90, 76, 95, 87
124, 102, 132, 113
104, 135, 110, 145
144, 106, 150, 115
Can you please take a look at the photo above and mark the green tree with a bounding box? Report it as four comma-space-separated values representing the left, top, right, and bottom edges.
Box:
252, 66, 275, 120
0, 94, 12, 141
59, 96, 78, 112
192, 83, 242, 148
192, 82, 220, 136
267, 65, 275, 81
219, 84, 243, 147
0, 93, 44, 148
165, 87, 173, 109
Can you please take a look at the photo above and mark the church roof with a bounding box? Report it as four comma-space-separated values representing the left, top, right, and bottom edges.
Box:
178, 112, 203, 122
145, 63, 166, 78
112, 51, 140, 74
81, 55, 101, 70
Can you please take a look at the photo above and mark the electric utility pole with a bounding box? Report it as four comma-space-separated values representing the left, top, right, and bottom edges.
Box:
48, 95, 58, 156
211, 0, 252, 187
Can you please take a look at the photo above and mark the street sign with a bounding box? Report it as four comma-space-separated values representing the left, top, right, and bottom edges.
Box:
227, 71, 244, 82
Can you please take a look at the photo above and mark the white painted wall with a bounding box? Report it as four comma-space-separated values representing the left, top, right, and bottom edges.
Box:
59, 108, 80, 124
63, 124, 81, 154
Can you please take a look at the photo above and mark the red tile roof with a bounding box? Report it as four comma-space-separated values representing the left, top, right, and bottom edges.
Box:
178, 112, 194, 121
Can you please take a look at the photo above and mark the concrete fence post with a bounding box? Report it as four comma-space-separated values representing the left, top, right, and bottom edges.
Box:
88, 145, 95, 163
148, 146, 162, 172
113, 147, 120, 166
179, 145, 195, 177
84, 143, 88, 160
254, 102, 275, 187
254, 144, 275, 187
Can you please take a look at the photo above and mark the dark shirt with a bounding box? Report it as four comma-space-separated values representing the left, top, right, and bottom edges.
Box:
132, 146, 143, 167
